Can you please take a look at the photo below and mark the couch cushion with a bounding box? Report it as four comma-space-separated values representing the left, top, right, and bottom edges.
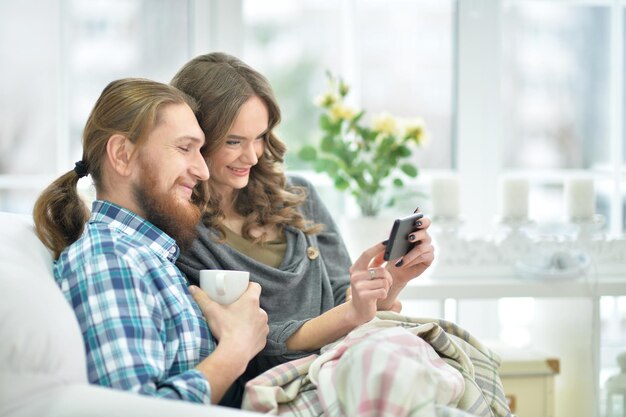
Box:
0, 212, 87, 383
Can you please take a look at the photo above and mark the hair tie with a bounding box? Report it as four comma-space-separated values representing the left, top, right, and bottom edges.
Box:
74, 160, 89, 178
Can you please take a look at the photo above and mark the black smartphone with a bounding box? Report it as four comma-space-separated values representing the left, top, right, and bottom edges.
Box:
383, 212, 424, 261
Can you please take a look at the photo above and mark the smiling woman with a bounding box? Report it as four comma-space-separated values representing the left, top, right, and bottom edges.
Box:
171, 54, 435, 406
209, 96, 268, 203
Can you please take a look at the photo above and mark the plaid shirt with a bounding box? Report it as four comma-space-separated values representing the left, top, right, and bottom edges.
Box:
54, 200, 214, 404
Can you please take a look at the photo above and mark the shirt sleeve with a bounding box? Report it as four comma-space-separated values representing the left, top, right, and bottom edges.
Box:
70, 251, 212, 404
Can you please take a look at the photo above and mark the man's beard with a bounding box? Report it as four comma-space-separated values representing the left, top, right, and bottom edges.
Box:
132, 162, 202, 251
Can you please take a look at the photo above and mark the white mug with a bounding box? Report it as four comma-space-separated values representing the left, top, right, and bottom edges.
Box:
199, 269, 249, 305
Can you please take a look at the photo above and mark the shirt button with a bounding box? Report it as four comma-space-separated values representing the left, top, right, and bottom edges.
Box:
169, 246, 177, 254
307, 246, 319, 260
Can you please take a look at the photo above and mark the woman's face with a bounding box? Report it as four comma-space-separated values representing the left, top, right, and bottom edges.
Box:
209, 96, 268, 198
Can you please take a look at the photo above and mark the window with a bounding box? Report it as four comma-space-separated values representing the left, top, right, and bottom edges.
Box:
2, 1, 624, 228
241, 0, 455, 171
500, 2, 618, 229
0, 0, 193, 213
64, 0, 192, 157
455, 0, 625, 237
0, 0, 60, 212
502, 3, 610, 171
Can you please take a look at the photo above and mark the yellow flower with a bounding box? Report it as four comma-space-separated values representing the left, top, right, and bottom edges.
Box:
329, 103, 356, 122
372, 113, 398, 136
403, 118, 428, 145
314, 91, 339, 108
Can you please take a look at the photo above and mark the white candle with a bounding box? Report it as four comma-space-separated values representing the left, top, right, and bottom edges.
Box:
499, 178, 529, 221
431, 175, 460, 220
564, 178, 595, 221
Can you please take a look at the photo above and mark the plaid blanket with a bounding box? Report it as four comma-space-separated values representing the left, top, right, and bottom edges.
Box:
242, 311, 512, 417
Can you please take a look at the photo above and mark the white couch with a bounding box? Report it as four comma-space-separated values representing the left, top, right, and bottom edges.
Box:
0, 212, 260, 417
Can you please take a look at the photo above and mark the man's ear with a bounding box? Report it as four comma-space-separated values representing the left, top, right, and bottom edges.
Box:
106, 134, 136, 177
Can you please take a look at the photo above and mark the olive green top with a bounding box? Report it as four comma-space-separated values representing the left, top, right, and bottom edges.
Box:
222, 226, 287, 268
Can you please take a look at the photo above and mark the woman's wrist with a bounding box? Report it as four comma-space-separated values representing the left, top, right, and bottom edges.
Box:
344, 298, 373, 327
285, 302, 364, 351
376, 297, 397, 311
376, 282, 405, 310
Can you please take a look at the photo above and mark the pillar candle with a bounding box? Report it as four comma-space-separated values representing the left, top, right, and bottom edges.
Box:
431, 175, 460, 220
564, 178, 595, 221
499, 178, 529, 221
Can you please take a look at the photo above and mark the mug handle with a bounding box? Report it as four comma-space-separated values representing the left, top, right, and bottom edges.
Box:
216, 272, 226, 296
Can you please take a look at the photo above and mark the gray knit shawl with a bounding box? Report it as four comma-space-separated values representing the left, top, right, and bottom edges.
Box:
176, 176, 352, 375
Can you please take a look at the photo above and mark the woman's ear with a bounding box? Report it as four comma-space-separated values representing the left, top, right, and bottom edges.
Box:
106, 134, 135, 177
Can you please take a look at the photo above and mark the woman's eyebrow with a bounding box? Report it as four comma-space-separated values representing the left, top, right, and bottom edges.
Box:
227, 131, 268, 140
226, 133, 246, 140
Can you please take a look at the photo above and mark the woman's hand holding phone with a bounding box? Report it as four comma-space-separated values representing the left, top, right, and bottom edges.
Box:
383, 212, 425, 261
348, 209, 435, 313
384, 212, 434, 284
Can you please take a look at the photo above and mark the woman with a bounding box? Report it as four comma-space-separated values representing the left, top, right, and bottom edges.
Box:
172, 52, 434, 377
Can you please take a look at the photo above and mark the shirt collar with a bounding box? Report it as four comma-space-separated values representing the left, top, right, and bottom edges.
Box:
90, 200, 180, 262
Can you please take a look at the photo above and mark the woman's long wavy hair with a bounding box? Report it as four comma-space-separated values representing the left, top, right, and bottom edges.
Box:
171, 52, 321, 242
33, 78, 201, 259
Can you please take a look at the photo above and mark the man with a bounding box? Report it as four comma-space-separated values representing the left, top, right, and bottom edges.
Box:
33, 78, 268, 405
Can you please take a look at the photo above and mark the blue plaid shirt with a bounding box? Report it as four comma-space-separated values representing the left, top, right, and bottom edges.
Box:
54, 200, 214, 404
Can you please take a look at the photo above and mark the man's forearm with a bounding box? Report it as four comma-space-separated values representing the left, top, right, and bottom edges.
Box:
196, 342, 248, 404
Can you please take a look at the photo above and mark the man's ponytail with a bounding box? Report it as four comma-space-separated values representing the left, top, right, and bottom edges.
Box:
33, 169, 90, 259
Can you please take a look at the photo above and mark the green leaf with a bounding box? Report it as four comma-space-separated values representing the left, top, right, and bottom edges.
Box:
334, 176, 350, 190
380, 136, 395, 149
393, 178, 404, 187
350, 111, 365, 126
314, 158, 339, 176
298, 146, 317, 161
400, 164, 418, 177
353, 125, 373, 142
320, 114, 333, 131
320, 135, 335, 153
336, 147, 356, 169
397, 145, 411, 157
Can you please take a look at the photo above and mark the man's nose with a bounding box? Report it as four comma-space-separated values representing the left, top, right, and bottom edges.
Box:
191, 151, 210, 180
